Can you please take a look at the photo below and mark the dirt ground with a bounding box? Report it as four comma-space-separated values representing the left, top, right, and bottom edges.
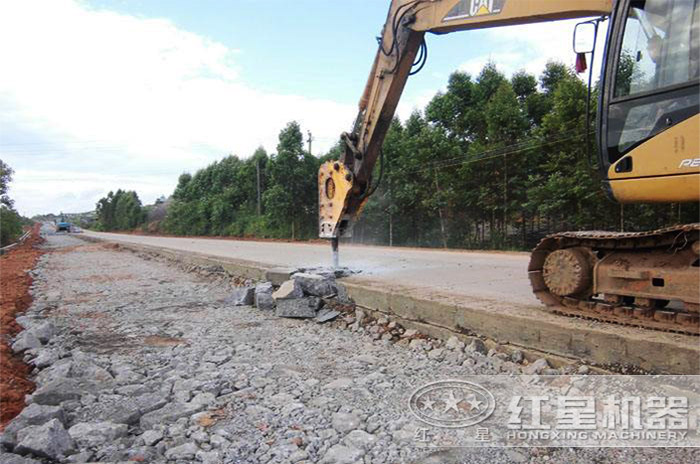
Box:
0, 224, 42, 430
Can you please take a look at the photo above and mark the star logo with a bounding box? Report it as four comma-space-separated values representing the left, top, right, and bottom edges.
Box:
421, 398, 435, 411
465, 393, 484, 412
443, 390, 461, 413
409, 380, 496, 428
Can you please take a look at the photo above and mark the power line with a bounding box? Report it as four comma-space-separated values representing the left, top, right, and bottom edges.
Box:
391, 128, 593, 177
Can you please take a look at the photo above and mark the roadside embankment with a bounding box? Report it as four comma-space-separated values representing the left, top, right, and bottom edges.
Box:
0, 224, 42, 429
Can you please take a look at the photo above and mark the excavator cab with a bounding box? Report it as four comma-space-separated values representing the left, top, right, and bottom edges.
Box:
598, 0, 700, 203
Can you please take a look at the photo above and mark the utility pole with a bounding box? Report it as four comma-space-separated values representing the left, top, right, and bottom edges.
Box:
307, 130, 314, 156
388, 166, 393, 247
503, 152, 508, 245
434, 168, 447, 249
256, 158, 262, 216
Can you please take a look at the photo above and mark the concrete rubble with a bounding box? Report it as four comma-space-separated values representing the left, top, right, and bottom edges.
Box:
224, 286, 254, 306
0, 233, 693, 464
242, 266, 348, 322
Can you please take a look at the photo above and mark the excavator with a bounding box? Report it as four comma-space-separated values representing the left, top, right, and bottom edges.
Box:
318, 0, 700, 334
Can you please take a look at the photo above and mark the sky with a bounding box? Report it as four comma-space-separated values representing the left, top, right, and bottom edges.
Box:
0, 0, 606, 217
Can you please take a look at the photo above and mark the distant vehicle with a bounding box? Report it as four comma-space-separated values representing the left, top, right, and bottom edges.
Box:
55, 221, 71, 233
55, 213, 72, 233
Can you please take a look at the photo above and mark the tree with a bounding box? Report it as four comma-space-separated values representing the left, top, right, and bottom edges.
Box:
511, 70, 548, 128
511, 71, 537, 102
0, 159, 15, 208
526, 70, 606, 231
540, 61, 571, 95
264, 121, 320, 239
0, 159, 24, 246
95, 190, 145, 231
0, 206, 23, 247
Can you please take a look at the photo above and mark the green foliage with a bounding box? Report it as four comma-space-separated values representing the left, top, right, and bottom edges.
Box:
0, 159, 14, 208
162, 123, 320, 240
95, 190, 145, 231
349, 61, 693, 250
0, 159, 27, 246
263, 122, 320, 239
614, 50, 639, 97
0, 206, 23, 247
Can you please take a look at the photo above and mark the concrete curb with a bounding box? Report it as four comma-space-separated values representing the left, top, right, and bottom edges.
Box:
77, 234, 699, 374
342, 280, 699, 374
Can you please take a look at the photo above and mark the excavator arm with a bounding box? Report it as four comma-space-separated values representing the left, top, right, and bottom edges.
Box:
318, 0, 612, 240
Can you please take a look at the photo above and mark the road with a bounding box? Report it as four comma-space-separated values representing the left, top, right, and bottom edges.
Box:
84, 231, 538, 307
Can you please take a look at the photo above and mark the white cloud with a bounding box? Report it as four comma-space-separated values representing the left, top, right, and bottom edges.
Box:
397, 87, 441, 120
458, 19, 607, 80
0, 0, 355, 216
11, 169, 170, 219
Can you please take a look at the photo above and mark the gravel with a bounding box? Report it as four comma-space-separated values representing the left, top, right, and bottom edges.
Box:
1, 232, 697, 463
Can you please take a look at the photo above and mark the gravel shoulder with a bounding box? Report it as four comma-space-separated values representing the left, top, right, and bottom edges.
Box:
1, 233, 697, 463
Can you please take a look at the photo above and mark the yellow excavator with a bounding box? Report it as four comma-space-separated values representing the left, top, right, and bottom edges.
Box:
318, 0, 700, 334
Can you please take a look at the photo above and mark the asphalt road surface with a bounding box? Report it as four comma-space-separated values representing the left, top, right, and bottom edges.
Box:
84, 231, 539, 307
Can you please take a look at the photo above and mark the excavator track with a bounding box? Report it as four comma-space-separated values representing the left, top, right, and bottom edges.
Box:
529, 224, 700, 336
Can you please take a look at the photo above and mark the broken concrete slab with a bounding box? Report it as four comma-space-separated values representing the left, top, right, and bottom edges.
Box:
255, 281, 274, 295
265, 267, 298, 286
30, 321, 56, 344
276, 297, 323, 318
95, 402, 141, 425
15, 316, 35, 330
292, 273, 335, 297
30, 379, 85, 406
15, 404, 66, 426
165, 442, 198, 461
254, 282, 275, 310
315, 308, 340, 323
467, 339, 488, 355
272, 280, 303, 300
255, 292, 275, 311
139, 402, 206, 429
335, 283, 352, 305
1, 405, 67, 450
225, 286, 255, 306
12, 331, 41, 353
14, 419, 74, 460
32, 349, 59, 369
0, 452, 42, 464
523, 358, 550, 375
68, 421, 128, 448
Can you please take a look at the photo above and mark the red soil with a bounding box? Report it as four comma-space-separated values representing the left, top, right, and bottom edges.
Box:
0, 224, 43, 430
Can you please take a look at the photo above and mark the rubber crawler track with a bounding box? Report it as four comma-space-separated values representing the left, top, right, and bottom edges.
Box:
529, 223, 700, 336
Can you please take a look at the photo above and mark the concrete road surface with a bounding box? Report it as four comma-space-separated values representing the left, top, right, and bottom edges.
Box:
84, 231, 539, 307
